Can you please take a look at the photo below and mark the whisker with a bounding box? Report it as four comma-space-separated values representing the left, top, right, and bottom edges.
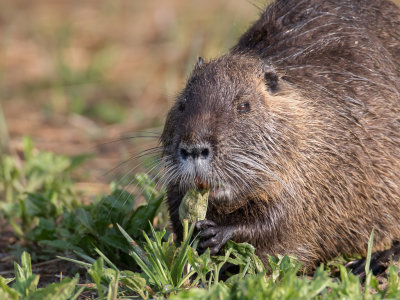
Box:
96, 132, 161, 148
110, 159, 166, 219
101, 146, 163, 179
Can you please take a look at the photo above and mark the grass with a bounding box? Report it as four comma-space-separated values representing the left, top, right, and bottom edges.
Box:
1, 138, 400, 299
0, 137, 164, 264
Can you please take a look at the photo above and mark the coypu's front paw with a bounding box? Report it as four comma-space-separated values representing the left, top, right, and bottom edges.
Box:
195, 220, 234, 255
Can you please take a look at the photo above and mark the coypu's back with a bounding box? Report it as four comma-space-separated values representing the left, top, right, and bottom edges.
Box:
162, 0, 400, 271
233, 0, 400, 71
232, 0, 400, 100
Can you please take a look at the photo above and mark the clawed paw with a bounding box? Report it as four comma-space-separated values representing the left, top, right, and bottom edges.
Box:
346, 242, 400, 277
195, 220, 233, 255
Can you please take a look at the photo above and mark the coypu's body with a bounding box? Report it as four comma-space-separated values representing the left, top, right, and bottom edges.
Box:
161, 0, 400, 271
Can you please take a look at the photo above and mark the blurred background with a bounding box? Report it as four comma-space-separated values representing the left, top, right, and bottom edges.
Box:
0, 0, 258, 196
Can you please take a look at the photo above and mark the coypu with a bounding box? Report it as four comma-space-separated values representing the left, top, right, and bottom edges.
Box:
160, 0, 400, 273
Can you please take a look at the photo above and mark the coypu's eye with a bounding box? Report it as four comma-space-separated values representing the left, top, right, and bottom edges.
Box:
178, 98, 187, 112
237, 102, 250, 114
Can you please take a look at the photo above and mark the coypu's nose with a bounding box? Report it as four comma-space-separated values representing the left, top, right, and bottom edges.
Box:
179, 143, 211, 162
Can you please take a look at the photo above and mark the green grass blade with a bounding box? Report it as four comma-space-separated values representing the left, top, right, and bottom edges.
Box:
57, 256, 92, 269
70, 286, 85, 300
170, 224, 195, 286
177, 270, 196, 289
149, 223, 167, 261
129, 250, 162, 290
73, 251, 97, 264
20, 252, 32, 277
145, 252, 170, 286
94, 248, 119, 271
365, 228, 375, 275
106, 270, 119, 300
117, 223, 150, 266
142, 231, 173, 284
364, 229, 376, 300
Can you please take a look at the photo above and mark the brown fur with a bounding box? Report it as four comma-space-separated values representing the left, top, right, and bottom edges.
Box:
160, 0, 400, 271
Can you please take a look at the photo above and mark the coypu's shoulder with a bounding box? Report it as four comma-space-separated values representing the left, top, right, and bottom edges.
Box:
228, 0, 400, 109
231, 0, 400, 76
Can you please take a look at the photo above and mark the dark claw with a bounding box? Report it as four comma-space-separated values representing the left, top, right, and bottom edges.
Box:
195, 220, 217, 231
345, 259, 365, 277
210, 246, 220, 255
199, 237, 218, 249
199, 227, 218, 239
347, 242, 400, 277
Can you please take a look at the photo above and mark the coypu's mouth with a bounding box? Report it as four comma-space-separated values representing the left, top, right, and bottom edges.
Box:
194, 176, 210, 189
209, 185, 232, 200
194, 175, 232, 200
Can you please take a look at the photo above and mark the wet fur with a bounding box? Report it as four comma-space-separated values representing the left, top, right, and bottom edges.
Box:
161, 0, 400, 271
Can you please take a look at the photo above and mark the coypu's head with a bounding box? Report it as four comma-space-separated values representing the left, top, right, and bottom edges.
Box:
161, 54, 302, 209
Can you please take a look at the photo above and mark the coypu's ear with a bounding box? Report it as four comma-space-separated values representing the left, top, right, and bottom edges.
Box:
262, 64, 279, 94
196, 56, 204, 68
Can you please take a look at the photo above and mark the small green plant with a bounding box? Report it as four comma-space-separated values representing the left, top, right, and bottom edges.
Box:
118, 222, 196, 295
0, 137, 85, 258
0, 252, 82, 300
55, 175, 165, 266
115, 221, 268, 297
0, 138, 165, 265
